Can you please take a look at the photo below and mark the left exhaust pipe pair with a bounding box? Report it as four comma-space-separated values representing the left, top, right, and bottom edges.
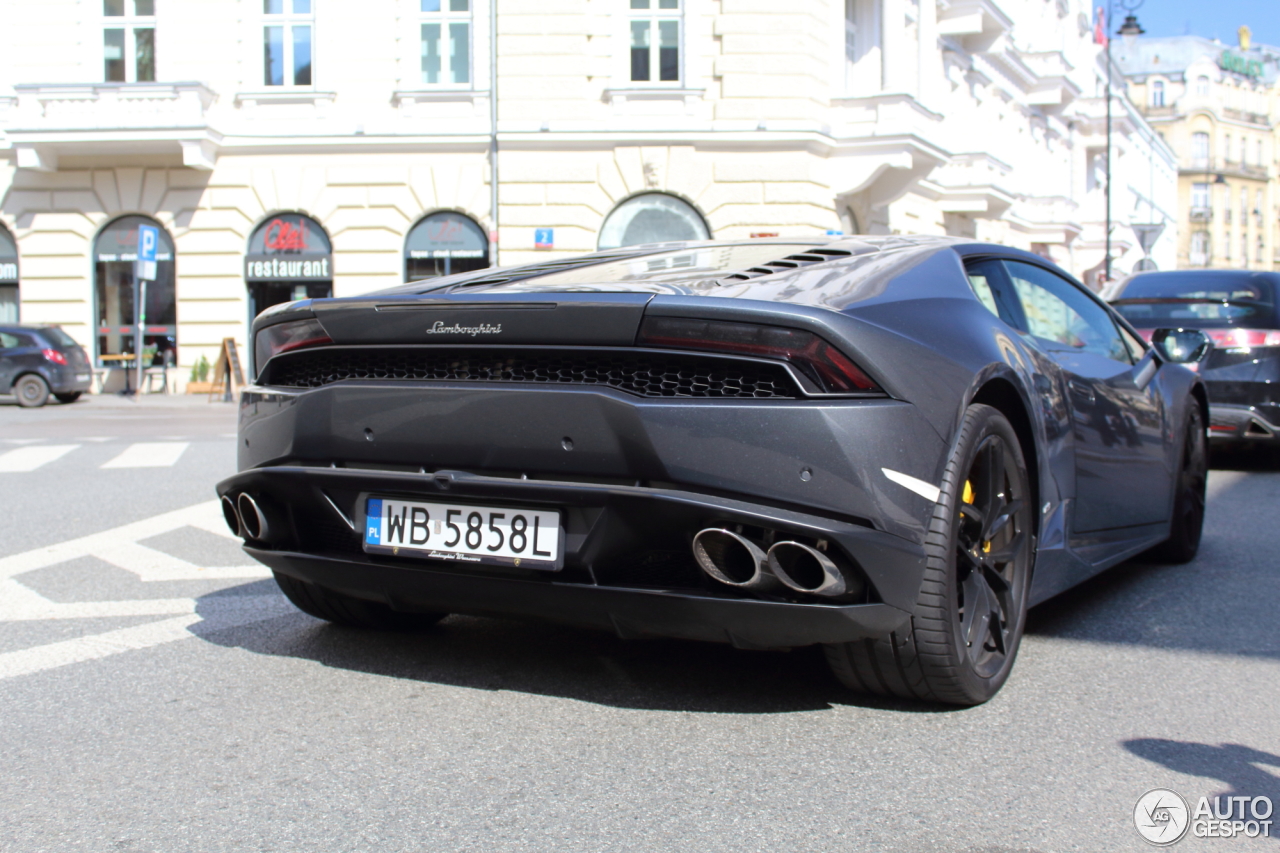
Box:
692, 528, 857, 598
221, 493, 269, 542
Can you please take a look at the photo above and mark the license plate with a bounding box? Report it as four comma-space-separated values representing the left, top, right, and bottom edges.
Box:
75, 374, 90, 382
362, 496, 562, 570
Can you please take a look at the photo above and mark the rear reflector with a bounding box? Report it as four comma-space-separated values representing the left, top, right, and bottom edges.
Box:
254, 317, 332, 377
637, 316, 880, 393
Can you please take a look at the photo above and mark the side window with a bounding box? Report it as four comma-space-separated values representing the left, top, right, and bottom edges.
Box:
1002, 261, 1131, 363
1117, 322, 1147, 362
963, 259, 1021, 326
0, 332, 17, 349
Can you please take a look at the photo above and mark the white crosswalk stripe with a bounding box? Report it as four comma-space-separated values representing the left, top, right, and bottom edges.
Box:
101, 441, 189, 469
0, 444, 80, 472
0, 500, 281, 681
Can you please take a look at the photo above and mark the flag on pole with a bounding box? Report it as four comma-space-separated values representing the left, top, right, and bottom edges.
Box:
1093, 7, 1108, 46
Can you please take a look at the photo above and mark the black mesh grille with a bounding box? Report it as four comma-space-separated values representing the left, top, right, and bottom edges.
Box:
264, 348, 801, 399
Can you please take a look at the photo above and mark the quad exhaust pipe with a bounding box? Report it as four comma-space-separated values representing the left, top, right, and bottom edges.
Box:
222, 492, 270, 542
692, 528, 861, 599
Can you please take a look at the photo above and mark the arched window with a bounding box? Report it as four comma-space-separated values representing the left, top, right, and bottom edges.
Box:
1150, 80, 1164, 107
0, 224, 17, 323
598, 193, 710, 250
245, 213, 332, 319
94, 215, 175, 366
404, 211, 489, 281
1195, 75, 1210, 96
1189, 231, 1209, 267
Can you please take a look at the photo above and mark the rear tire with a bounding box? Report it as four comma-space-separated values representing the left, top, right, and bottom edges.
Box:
825, 404, 1034, 706
54, 392, 82, 404
14, 375, 50, 408
1147, 402, 1207, 564
273, 571, 448, 631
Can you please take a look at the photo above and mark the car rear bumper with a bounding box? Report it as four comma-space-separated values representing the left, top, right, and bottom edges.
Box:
216, 463, 927, 646
255, 547, 912, 649
1207, 403, 1278, 441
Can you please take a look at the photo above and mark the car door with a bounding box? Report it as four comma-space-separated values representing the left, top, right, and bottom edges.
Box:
0, 331, 19, 393
997, 261, 1172, 532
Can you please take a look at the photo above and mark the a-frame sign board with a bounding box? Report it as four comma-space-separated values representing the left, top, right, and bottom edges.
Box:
208, 337, 247, 402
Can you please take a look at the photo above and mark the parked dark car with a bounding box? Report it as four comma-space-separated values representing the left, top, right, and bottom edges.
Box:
0, 324, 93, 407
1110, 270, 1280, 445
218, 236, 1209, 705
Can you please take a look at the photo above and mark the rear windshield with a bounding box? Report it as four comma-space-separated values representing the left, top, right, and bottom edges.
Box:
39, 327, 79, 348
1116, 273, 1274, 304
1113, 273, 1275, 326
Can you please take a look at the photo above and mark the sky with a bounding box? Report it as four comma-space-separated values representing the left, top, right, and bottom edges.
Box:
1124, 0, 1280, 49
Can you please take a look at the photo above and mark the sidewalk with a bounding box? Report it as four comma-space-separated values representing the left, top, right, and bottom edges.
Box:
0, 391, 238, 439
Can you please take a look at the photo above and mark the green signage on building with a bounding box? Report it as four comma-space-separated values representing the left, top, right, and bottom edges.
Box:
1219, 51, 1263, 78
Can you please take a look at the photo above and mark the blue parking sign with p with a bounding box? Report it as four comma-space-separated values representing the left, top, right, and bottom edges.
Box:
136, 224, 159, 280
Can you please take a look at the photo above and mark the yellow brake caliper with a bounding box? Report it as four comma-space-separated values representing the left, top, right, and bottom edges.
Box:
963, 480, 990, 553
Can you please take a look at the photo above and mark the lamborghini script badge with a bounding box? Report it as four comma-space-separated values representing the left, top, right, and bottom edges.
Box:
425, 321, 503, 336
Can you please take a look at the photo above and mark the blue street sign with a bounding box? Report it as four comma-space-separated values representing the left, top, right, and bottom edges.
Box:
534, 228, 554, 249
136, 224, 159, 281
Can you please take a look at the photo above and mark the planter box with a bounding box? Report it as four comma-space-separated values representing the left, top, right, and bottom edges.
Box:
186, 381, 216, 394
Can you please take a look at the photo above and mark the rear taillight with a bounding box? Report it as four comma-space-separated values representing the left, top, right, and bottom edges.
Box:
637, 316, 880, 394
1136, 328, 1280, 348
254, 317, 332, 377
42, 348, 68, 365
1204, 329, 1280, 348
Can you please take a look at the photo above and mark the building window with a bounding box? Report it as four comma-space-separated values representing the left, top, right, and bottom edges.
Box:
1241, 187, 1248, 221
599, 193, 708, 249
1257, 189, 1265, 224
845, 0, 882, 93
1150, 80, 1164, 106
1195, 75, 1210, 96
1258, 235, 1265, 263
0, 224, 18, 324
628, 0, 681, 84
94, 216, 176, 367
103, 0, 156, 83
1258, 139, 1265, 167
1190, 132, 1209, 167
1240, 136, 1248, 166
1189, 231, 1209, 267
1190, 182, 1209, 211
1223, 133, 1232, 164
405, 212, 489, 280
1223, 232, 1231, 262
1241, 234, 1249, 267
264, 0, 313, 86
419, 0, 471, 85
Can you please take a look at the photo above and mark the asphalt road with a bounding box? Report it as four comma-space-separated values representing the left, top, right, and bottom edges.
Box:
1, 395, 1277, 852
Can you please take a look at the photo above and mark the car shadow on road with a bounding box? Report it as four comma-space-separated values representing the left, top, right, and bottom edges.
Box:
1025, 451, 1280, 661
192, 582, 959, 715
1125, 738, 1280, 828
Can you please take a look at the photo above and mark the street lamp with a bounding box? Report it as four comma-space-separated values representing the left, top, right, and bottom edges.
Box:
1104, 0, 1144, 284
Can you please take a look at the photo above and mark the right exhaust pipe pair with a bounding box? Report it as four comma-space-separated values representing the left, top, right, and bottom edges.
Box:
221, 493, 270, 542
691, 528, 858, 598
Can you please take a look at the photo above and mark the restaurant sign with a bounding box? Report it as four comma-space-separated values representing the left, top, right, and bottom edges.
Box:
245, 213, 333, 282
1219, 51, 1263, 78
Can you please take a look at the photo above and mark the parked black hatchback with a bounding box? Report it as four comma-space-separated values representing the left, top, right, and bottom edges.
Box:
1111, 270, 1280, 444
0, 325, 93, 407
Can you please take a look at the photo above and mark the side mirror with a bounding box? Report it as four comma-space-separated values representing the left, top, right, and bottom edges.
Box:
1151, 328, 1212, 364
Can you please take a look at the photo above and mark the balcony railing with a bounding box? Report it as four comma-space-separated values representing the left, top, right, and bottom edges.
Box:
8, 82, 220, 170
1189, 207, 1213, 223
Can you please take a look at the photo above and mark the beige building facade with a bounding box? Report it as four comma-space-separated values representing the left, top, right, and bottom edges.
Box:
1116, 29, 1279, 270
0, 0, 1175, 389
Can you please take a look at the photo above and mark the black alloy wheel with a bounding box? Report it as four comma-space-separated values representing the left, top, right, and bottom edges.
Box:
14, 374, 50, 408
826, 404, 1034, 705
1148, 401, 1207, 564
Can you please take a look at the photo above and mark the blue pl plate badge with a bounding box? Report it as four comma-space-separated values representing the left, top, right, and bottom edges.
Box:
365, 498, 383, 544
